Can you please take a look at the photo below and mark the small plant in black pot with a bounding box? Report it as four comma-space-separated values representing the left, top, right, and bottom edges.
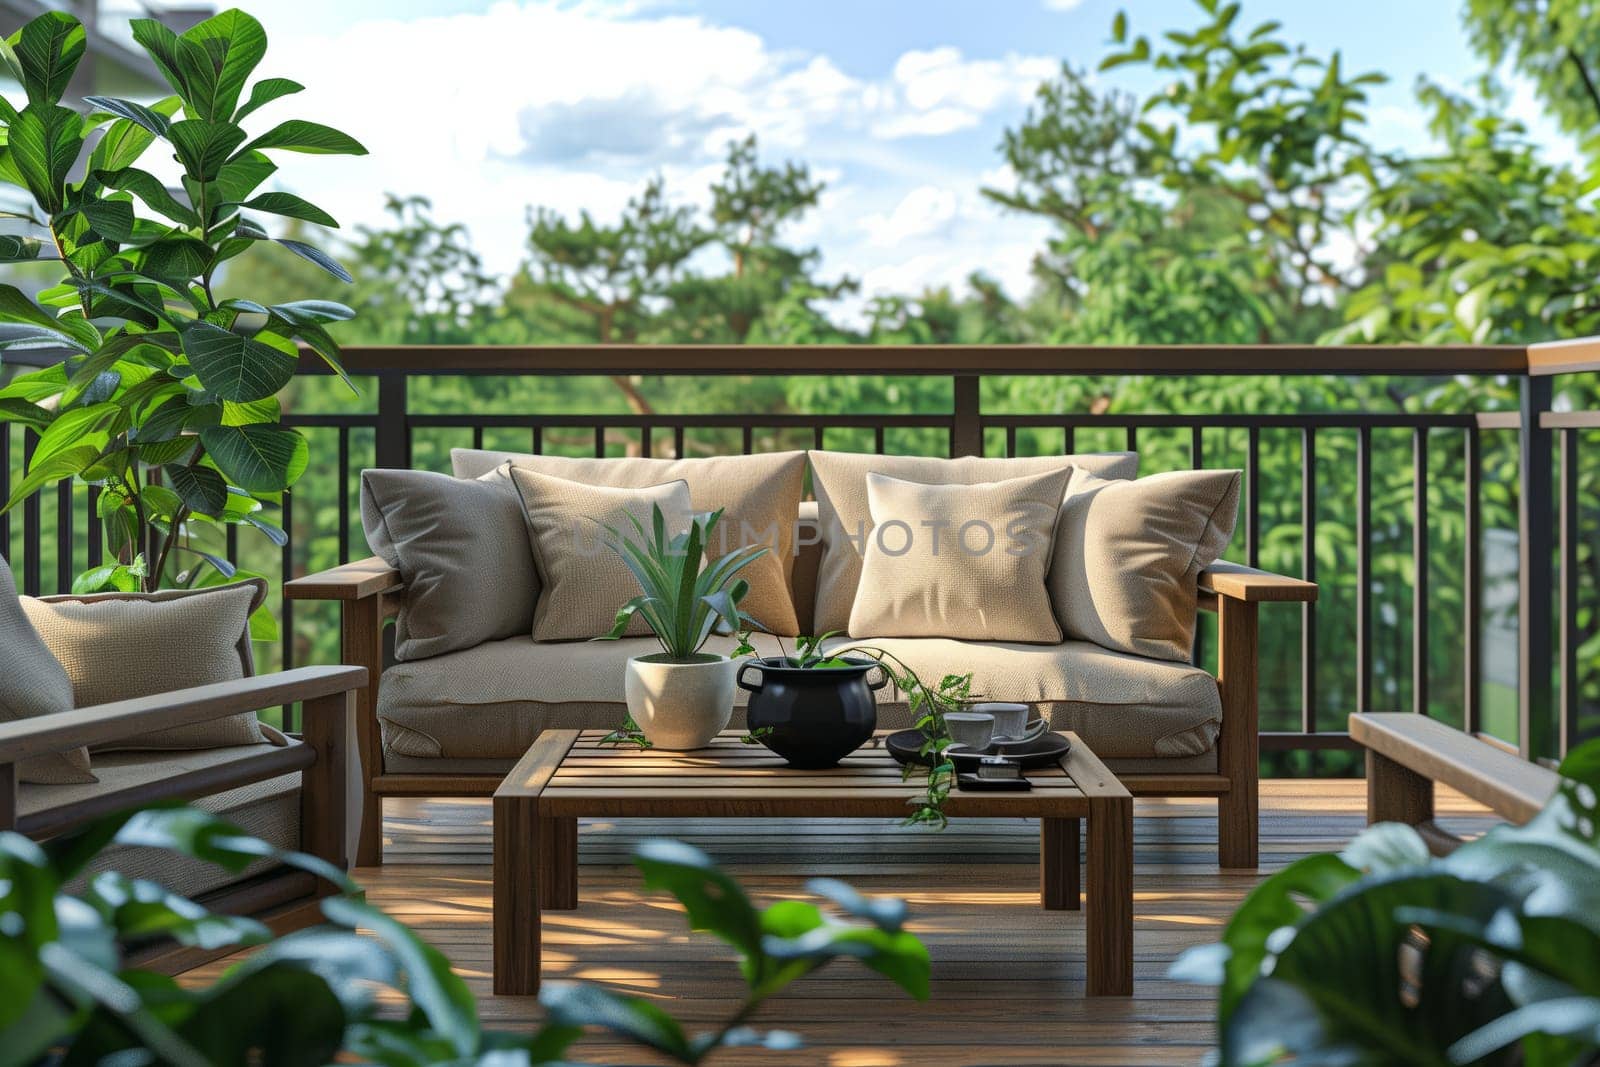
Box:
736, 632, 890, 769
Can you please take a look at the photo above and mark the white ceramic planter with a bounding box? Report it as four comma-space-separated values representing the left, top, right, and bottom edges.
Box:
625, 653, 737, 750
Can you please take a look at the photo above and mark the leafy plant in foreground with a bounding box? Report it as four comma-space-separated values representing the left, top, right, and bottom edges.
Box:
0, 804, 929, 1065
1173, 738, 1600, 1065
0, 8, 365, 596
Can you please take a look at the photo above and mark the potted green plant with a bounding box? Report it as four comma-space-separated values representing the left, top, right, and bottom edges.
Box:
0, 8, 364, 599
599, 504, 767, 750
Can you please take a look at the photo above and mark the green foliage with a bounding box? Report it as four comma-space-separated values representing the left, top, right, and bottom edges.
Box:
0, 8, 364, 593
598, 503, 768, 661
1173, 739, 1600, 1065
0, 805, 927, 1065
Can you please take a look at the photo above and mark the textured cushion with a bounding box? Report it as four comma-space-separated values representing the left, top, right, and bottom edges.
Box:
849, 469, 1071, 641
18, 750, 302, 900
454, 449, 809, 635
808, 451, 1140, 634
361, 467, 537, 661
22, 581, 275, 751
0, 559, 93, 784
1048, 468, 1241, 662
827, 636, 1222, 759
376, 631, 793, 763
507, 467, 694, 641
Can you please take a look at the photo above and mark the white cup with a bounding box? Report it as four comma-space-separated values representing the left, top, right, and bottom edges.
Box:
971, 702, 1047, 744
944, 711, 995, 752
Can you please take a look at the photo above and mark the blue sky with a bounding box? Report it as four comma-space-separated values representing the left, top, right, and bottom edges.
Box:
238, 0, 1567, 317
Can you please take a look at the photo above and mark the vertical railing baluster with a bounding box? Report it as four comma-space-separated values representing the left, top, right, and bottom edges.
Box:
813, 424, 824, 450
280, 489, 296, 732
1301, 427, 1317, 734
532, 425, 543, 454
593, 425, 606, 457
1560, 427, 1580, 756
1191, 425, 1204, 469
742, 426, 753, 455
1464, 425, 1483, 735
951, 374, 980, 457
226, 523, 238, 570
23, 431, 41, 597
86, 484, 102, 569
1246, 426, 1260, 568
337, 427, 351, 565
1357, 425, 1372, 713
56, 479, 72, 592
640, 424, 652, 459
874, 426, 886, 455
674, 426, 686, 459
472, 426, 484, 451
1519, 378, 1555, 760
374, 372, 409, 470
1125, 425, 1137, 453
1063, 425, 1076, 454
1005, 425, 1017, 458
1413, 428, 1429, 718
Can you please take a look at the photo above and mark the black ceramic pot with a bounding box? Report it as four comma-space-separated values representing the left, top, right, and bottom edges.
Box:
737, 656, 889, 768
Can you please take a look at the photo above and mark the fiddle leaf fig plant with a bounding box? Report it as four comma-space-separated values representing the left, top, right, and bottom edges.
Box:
0, 8, 364, 594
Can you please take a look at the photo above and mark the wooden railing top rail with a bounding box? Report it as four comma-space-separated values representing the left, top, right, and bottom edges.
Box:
288, 343, 1532, 377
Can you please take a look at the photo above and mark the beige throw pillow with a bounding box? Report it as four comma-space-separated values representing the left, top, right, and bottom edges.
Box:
1, 559, 94, 783
849, 469, 1072, 642
453, 449, 808, 635
22, 580, 277, 750
1047, 468, 1242, 662
361, 467, 537, 661
507, 467, 695, 642
808, 450, 1140, 634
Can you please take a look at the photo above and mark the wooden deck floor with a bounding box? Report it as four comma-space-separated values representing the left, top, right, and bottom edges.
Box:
197, 780, 1496, 1066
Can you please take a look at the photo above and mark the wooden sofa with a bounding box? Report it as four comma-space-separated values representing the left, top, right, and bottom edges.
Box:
289, 545, 1313, 871
0, 664, 366, 972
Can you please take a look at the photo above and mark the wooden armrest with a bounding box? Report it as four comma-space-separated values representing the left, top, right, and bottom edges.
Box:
286, 557, 401, 601
1199, 561, 1318, 603
0, 666, 368, 762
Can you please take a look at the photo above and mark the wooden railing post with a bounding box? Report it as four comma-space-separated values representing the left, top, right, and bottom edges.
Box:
375, 371, 410, 470
1519, 375, 1555, 761
951, 374, 980, 457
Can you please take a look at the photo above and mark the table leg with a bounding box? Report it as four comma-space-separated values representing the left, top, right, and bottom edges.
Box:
540, 815, 579, 910
1085, 796, 1133, 996
1040, 817, 1080, 911
494, 795, 541, 995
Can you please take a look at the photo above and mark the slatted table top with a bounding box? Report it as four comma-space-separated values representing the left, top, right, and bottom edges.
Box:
496, 729, 1128, 819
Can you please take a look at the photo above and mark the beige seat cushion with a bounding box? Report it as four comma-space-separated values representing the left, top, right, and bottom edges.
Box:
22, 581, 277, 751
808, 451, 1140, 634
1, 559, 93, 784
20, 746, 300, 900
827, 636, 1221, 760
454, 449, 809, 635
508, 468, 693, 641
1048, 469, 1241, 663
376, 631, 1216, 766
850, 469, 1071, 642
361, 467, 537, 661
377, 632, 793, 765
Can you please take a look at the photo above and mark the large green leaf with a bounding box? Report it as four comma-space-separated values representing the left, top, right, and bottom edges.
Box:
128, 18, 188, 103
0, 282, 90, 349
198, 424, 307, 493
82, 95, 171, 136
633, 839, 766, 962
172, 10, 268, 123
541, 983, 694, 1060
1, 444, 101, 513
239, 119, 367, 156
164, 463, 227, 516
177, 961, 346, 1065
214, 151, 276, 203
7, 103, 83, 211
30, 401, 117, 466
167, 119, 247, 181
82, 198, 135, 243
239, 191, 337, 227
181, 320, 295, 401
95, 167, 200, 227
234, 77, 303, 121
141, 237, 214, 283
9, 10, 85, 107
275, 237, 352, 282
87, 119, 157, 175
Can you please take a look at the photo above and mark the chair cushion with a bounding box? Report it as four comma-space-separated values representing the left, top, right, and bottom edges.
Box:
376, 632, 1217, 764
808, 450, 1140, 635
849, 469, 1071, 642
361, 467, 537, 662
22, 581, 275, 751
377, 632, 792, 763
0, 558, 93, 784
1047, 468, 1241, 662
453, 449, 810, 636
827, 636, 1222, 759
507, 468, 693, 641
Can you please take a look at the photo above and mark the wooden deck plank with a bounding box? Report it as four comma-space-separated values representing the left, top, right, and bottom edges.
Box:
183, 779, 1501, 1065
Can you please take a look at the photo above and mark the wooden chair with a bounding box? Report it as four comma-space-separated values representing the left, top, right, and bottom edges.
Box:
0, 665, 366, 973
1350, 711, 1560, 853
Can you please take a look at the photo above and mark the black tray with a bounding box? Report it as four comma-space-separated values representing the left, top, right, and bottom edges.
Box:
883, 728, 1071, 770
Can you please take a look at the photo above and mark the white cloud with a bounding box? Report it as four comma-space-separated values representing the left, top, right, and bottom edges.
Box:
861, 185, 960, 246
1042, 0, 1088, 9
872, 47, 1057, 139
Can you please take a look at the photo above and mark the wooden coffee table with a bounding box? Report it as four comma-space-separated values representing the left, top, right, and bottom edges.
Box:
492, 729, 1133, 997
